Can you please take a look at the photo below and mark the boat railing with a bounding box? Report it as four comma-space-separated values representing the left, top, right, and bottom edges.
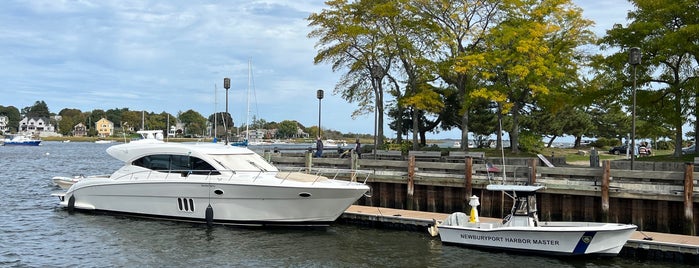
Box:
278, 167, 372, 185
109, 168, 370, 185
110, 169, 224, 182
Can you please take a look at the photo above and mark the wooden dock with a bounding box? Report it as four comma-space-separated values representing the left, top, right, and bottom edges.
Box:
341, 205, 699, 264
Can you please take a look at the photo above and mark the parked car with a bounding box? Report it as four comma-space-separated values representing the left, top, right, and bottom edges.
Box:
682, 144, 696, 155
609, 145, 628, 155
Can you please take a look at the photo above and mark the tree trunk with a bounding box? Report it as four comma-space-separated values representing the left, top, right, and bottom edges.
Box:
461, 110, 469, 151
511, 103, 520, 153
396, 105, 403, 143
412, 107, 419, 150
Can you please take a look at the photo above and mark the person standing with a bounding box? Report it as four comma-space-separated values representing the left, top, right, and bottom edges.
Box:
354, 138, 361, 159
315, 137, 323, 157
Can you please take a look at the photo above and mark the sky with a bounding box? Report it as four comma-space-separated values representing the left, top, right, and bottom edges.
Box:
0, 0, 634, 139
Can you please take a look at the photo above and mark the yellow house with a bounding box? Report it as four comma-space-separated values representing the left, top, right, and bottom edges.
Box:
96, 118, 114, 137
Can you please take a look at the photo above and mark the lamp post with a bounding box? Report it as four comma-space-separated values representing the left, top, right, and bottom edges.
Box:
316, 89, 324, 138
223, 77, 231, 145
628, 47, 641, 170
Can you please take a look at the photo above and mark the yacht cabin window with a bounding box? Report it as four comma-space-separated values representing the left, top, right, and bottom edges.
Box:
132, 154, 220, 175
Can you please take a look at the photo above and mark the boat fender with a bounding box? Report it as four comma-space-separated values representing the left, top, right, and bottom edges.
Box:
427, 218, 440, 237
205, 204, 214, 227
67, 195, 76, 213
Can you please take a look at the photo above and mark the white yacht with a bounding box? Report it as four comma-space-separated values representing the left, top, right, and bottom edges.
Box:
53, 131, 370, 226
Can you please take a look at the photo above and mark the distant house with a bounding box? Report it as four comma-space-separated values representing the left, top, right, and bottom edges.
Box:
73, 122, 87, 137
295, 128, 309, 138
96, 118, 114, 137
19, 117, 55, 136
0, 115, 8, 133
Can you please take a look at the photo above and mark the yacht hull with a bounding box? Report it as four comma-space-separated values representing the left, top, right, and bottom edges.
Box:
58, 179, 368, 226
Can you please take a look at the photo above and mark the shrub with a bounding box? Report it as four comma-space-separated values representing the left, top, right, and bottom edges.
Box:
518, 132, 544, 152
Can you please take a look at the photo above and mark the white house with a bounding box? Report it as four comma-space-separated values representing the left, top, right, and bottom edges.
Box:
19, 117, 56, 136
0, 115, 8, 133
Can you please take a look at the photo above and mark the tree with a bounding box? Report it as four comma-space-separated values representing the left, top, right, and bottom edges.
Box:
120, 110, 141, 132
145, 112, 175, 132
0, 105, 21, 133
105, 108, 126, 129
308, 0, 399, 149
58, 108, 84, 136
22, 100, 50, 118
600, 0, 699, 157
276, 120, 300, 138
411, 0, 500, 151
208, 112, 233, 138
460, 0, 595, 152
178, 110, 207, 136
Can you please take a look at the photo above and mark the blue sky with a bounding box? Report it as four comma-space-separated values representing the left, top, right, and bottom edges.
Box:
0, 0, 633, 139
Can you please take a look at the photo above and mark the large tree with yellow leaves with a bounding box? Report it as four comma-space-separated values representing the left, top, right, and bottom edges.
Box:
456, 0, 594, 152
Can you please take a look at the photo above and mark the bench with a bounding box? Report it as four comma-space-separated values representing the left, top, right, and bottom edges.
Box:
445, 151, 485, 162
408, 150, 442, 162
373, 150, 403, 160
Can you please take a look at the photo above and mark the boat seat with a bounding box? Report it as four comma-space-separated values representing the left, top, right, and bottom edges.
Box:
443, 212, 470, 227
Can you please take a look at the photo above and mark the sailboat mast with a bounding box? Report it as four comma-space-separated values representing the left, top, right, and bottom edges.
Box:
214, 83, 218, 140
246, 59, 251, 141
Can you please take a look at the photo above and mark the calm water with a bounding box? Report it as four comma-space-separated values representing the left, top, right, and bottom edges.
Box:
0, 142, 677, 267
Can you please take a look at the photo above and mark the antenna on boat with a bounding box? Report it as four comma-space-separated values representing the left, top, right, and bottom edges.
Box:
499, 116, 507, 183
214, 83, 218, 143
166, 113, 170, 142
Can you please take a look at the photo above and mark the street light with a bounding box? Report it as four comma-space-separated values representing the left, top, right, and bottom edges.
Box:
223, 77, 231, 145
316, 89, 324, 138
628, 47, 641, 170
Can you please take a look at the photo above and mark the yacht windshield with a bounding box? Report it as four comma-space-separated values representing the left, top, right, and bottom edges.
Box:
210, 153, 278, 172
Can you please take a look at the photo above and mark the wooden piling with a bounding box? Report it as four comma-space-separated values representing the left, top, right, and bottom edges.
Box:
406, 155, 415, 210
684, 163, 695, 235
465, 157, 473, 209
350, 153, 358, 182
601, 160, 610, 222
528, 158, 537, 184
305, 151, 312, 173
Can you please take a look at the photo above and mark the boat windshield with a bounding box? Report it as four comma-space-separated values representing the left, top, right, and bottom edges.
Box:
210, 153, 278, 172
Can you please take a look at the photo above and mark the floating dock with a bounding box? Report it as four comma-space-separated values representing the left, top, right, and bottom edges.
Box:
341, 205, 699, 264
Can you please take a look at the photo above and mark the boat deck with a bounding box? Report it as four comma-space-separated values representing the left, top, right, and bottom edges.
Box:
342, 205, 699, 262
